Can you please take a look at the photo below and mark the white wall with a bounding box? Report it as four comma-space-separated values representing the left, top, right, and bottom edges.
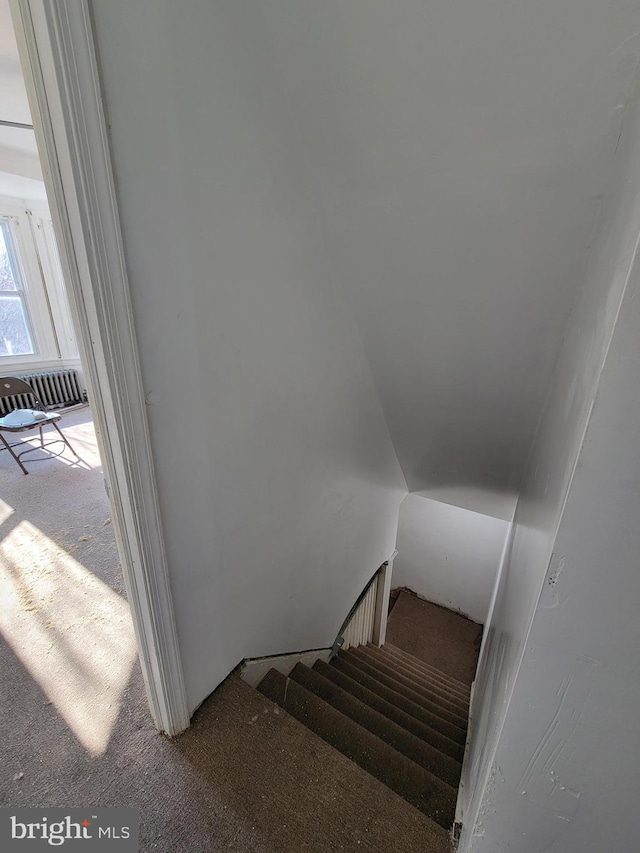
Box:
89, 0, 407, 713
459, 74, 640, 852
394, 494, 511, 624
0, 1, 81, 377
0, 0, 41, 182
0, 173, 47, 204
482, 277, 640, 850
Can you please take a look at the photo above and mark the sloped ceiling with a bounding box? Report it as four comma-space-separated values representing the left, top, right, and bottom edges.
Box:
259, 1, 640, 507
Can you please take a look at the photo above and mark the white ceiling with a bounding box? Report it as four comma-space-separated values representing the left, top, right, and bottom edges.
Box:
0, 0, 42, 186
259, 1, 640, 506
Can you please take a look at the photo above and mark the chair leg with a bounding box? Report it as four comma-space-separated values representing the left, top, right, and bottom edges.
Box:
0, 432, 29, 475
52, 422, 79, 459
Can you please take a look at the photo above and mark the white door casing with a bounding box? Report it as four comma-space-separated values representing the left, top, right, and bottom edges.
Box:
10, 0, 190, 735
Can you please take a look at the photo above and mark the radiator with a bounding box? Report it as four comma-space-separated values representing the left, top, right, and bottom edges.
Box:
0, 369, 86, 416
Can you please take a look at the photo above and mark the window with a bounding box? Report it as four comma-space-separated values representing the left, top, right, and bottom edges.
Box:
0, 204, 79, 368
0, 219, 35, 357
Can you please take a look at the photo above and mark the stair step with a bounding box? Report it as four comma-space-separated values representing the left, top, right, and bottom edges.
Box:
373, 645, 471, 702
367, 645, 471, 707
384, 643, 471, 693
290, 663, 462, 787
314, 659, 464, 763
372, 643, 471, 702
354, 647, 469, 717
257, 668, 457, 829
346, 649, 469, 726
330, 656, 467, 747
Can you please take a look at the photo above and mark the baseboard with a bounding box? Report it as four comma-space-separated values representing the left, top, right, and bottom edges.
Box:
240, 648, 333, 688
390, 585, 484, 626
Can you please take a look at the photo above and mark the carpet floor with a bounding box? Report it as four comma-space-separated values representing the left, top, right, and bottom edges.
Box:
0, 409, 455, 851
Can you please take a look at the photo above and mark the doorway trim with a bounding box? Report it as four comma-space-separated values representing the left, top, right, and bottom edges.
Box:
10, 0, 190, 735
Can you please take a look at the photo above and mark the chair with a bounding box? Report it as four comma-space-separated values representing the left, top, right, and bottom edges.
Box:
0, 376, 79, 474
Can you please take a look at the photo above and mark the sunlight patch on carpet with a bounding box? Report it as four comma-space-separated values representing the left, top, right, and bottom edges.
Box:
0, 520, 136, 754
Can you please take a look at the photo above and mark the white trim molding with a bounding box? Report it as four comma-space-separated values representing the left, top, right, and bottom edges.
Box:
11, 0, 189, 734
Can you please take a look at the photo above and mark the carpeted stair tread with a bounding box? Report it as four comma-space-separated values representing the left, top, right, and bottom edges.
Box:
314, 659, 464, 763
385, 641, 471, 688
194, 673, 454, 852
330, 655, 467, 747
258, 668, 457, 829
290, 662, 462, 787
375, 645, 471, 701
346, 649, 469, 727
383, 643, 471, 694
353, 648, 469, 717
368, 646, 471, 706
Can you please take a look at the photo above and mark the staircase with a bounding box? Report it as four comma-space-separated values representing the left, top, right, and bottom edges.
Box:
257, 640, 470, 837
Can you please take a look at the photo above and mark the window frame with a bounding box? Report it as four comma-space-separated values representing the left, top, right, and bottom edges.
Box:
0, 205, 63, 367
0, 215, 37, 358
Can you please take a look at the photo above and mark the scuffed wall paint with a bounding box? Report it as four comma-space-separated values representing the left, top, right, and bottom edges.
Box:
460, 67, 640, 853
472, 581, 640, 850
539, 553, 566, 610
